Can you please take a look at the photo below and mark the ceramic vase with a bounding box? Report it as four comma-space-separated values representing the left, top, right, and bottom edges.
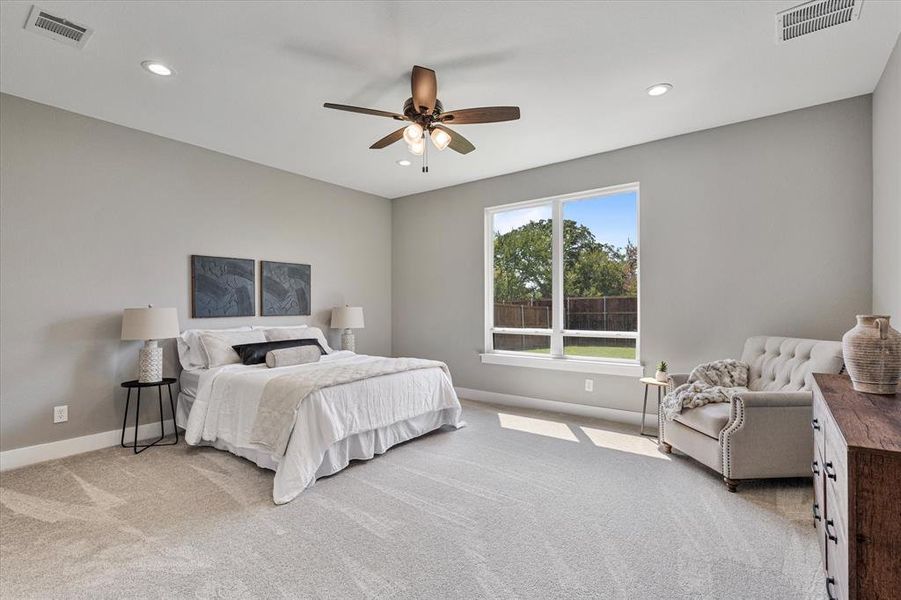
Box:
841, 315, 901, 395
138, 340, 163, 383
341, 329, 355, 353
655, 370, 668, 383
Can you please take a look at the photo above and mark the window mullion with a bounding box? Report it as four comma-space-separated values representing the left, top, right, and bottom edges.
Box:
551, 199, 564, 356
485, 208, 495, 353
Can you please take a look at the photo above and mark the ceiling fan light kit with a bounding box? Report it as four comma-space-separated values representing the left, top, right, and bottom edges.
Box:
408, 137, 425, 156
402, 122, 423, 145
324, 65, 520, 173
430, 128, 452, 151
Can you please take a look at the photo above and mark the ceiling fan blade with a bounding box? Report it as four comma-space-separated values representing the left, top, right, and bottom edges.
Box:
438, 106, 520, 124
411, 65, 437, 114
323, 103, 406, 120
369, 127, 406, 149
434, 124, 475, 155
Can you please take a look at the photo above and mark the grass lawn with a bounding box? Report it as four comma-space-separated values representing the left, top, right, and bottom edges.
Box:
524, 345, 635, 359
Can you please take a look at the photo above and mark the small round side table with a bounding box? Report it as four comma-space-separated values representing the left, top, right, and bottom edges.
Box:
639, 376, 668, 437
120, 378, 178, 454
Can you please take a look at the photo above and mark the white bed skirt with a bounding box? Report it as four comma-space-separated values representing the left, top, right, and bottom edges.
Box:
177, 391, 459, 493
311, 407, 460, 480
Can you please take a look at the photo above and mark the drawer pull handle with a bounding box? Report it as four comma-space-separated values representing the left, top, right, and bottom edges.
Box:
811, 418, 821, 431
812, 502, 821, 522
811, 460, 820, 475
825, 519, 838, 543
826, 576, 838, 600
824, 461, 837, 481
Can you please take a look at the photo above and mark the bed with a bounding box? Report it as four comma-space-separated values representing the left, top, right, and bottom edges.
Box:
175, 326, 464, 504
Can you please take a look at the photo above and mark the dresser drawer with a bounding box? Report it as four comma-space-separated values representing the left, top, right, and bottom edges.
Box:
825, 554, 843, 600
822, 415, 848, 524
825, 482, 849, 600
812, 392, 827, 459
812, 464, 826, 560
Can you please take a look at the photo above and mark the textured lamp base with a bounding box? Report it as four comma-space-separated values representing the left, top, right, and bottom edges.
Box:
341, 329, 355, 352
138, 340, 163, 383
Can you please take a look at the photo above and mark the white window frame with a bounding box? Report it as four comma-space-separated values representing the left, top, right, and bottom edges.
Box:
482, 182, 642, 377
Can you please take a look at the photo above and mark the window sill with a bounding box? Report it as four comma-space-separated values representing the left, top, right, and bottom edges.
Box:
479, 352, 644, 377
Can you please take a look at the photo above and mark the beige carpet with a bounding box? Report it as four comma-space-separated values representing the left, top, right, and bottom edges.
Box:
0, 400, 824, 599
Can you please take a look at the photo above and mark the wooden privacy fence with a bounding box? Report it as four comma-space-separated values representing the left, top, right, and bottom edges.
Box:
493, 296, 637, 351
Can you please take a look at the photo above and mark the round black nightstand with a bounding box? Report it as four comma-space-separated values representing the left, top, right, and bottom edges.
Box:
120, 378, 178, 454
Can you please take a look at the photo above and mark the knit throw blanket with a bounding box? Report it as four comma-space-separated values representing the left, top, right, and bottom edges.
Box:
660, 359, 750, 420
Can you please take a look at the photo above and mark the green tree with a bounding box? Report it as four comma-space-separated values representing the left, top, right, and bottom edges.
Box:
493, 219, 552, 301
622, 240, 638, 296
494, 219, 636, 302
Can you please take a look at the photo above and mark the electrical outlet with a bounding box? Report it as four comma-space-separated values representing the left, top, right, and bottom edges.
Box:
584, 379, 594, 392
53, 405, 68, 424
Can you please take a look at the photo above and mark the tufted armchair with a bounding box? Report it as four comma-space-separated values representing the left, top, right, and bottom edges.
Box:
658, 336, 844, 492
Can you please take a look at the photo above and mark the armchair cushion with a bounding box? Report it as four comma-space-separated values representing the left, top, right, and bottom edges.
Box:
673, 403, 731, 440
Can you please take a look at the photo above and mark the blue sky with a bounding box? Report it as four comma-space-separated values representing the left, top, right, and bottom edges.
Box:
493, 190, 637, 249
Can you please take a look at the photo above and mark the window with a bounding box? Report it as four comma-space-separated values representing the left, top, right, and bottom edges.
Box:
484, 183, 640, 375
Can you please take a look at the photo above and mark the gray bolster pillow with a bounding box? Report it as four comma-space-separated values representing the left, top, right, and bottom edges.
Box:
265, 345, 322, 368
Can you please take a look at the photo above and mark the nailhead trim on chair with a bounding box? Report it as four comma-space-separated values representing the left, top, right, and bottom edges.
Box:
658, 402, 665, 443
657, 376, 675, 445
719, 397, 747, 479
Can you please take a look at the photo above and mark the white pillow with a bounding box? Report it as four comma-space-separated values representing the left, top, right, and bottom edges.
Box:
198, 329, 267, 368
252, 325, 308, 335
265, 346, 322, 368
263, 326, 333, 354
177, 326, 252, 370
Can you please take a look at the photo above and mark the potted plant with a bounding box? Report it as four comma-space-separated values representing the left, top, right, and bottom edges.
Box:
655, 361, 668, 383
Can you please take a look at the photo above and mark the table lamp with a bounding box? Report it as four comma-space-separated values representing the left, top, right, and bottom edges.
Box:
121, 305, 180, 383
331, 305, 364, 352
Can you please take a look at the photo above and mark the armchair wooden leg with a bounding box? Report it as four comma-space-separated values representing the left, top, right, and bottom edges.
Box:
724, 477, 738, 493
659, 441, 672, 454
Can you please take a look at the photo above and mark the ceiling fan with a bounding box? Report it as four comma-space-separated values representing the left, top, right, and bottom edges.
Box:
323, 65, 520, 172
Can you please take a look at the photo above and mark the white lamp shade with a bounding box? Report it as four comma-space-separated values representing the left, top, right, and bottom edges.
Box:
121, 307, 180, 340
331, 306, 364, 329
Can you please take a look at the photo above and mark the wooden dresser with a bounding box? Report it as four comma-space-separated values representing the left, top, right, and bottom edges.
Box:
811, 374, 901, 600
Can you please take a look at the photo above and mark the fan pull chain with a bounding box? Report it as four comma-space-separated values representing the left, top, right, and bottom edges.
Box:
422, 132, 429, 173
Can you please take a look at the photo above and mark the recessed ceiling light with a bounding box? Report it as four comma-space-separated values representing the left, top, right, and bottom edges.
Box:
141, 61, 174, 77
646, 83, 672, 97
396, 159, 411, 167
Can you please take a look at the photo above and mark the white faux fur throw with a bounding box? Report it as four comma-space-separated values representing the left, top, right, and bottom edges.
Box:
661, 359, 750, 420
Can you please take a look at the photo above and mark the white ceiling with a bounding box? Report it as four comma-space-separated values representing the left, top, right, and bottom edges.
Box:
1, 1, 899, 199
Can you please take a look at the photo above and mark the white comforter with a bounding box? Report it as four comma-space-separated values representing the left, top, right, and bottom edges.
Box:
184, 351, 464, 504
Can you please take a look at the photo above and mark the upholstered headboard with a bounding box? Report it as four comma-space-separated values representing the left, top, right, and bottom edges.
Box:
740, 336, 843, 392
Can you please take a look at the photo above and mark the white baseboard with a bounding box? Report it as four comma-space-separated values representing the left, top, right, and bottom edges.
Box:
1, 390, 654, 472
455, 387, 658, 429
0, 420, 177, 472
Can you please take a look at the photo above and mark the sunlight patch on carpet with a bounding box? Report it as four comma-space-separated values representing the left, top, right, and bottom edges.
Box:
579, 426, 670, 460
497, 413, 579, 442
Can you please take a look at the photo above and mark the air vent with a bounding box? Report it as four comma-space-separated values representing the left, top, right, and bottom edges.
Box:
23, 5, 93, 48
776, 0, 863, 43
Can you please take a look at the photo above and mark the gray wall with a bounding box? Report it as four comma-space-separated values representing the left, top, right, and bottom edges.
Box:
873, 35, 900, 319
392, 96, 873, 414
0, 94, 392, 451
0, 91, 879, 451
